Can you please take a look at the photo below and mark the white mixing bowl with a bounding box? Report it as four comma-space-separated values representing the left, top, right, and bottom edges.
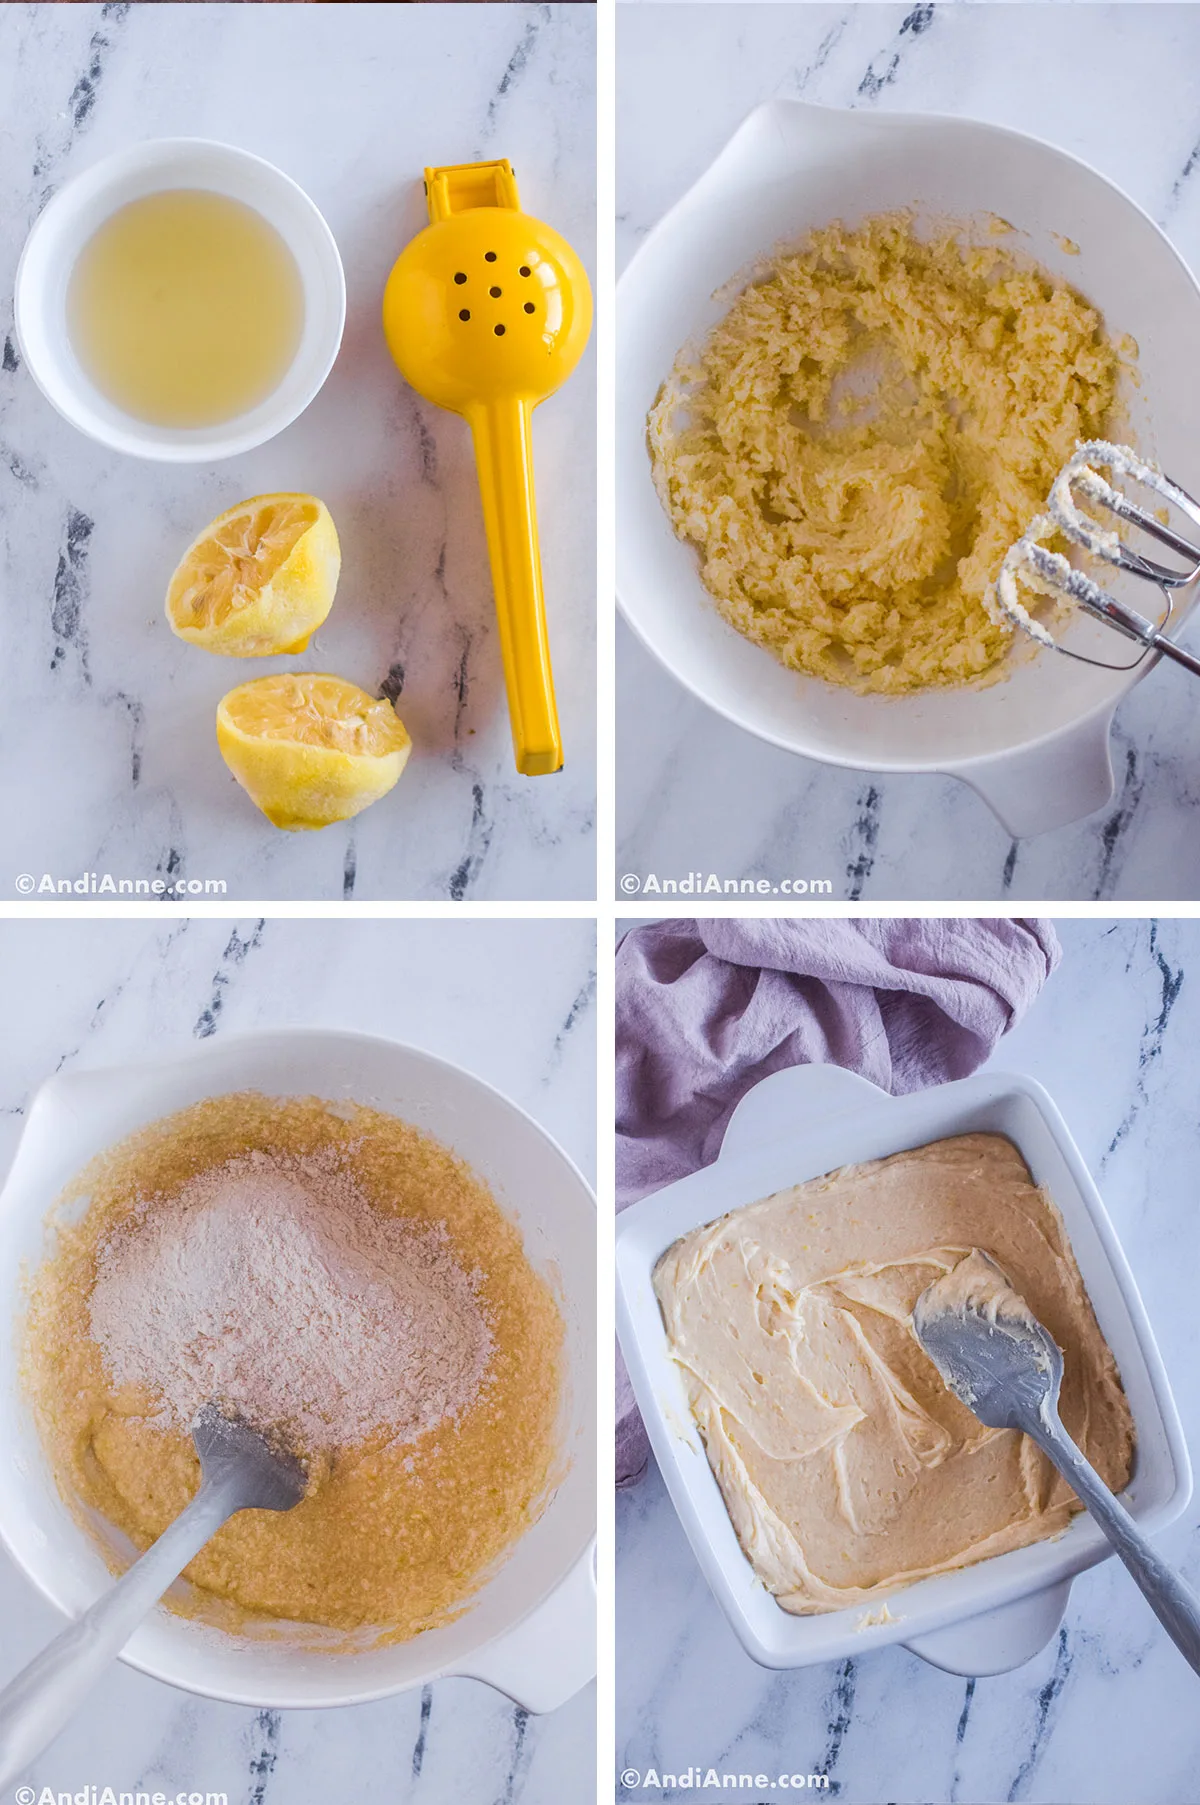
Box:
0, 1031, 596, 1713
617, 100, 1200, 837
14, 139, 346, 462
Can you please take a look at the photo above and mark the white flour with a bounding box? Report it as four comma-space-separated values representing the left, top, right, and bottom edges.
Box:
88, 1147, 493, 1454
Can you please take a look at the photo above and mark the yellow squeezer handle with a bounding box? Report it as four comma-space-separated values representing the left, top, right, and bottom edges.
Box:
468, 398, 562, 777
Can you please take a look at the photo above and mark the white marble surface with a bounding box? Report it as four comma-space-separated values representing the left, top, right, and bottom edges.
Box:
616, 917, 1200, 1804
616, 4, 1200, 901
0, 3, 595, 901
0, 916, 596, 1802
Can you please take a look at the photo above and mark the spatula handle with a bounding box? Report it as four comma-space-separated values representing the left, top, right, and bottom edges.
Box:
468, 399, 562, 776
1032, 1416, 1200, 1676
0, 1473, 242, 1788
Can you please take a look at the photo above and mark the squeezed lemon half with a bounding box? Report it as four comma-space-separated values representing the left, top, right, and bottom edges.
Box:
217, 673, 412, 831
166, 494, 340, 657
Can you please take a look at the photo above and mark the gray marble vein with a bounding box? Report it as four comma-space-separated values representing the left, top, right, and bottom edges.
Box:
0, 3, 595, 901
617, 918, 1200, 1805
0, 916, 596, 1803
616, 3, 1200, 901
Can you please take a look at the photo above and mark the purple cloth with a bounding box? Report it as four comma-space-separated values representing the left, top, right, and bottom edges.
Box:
615, 917, 1061, 1487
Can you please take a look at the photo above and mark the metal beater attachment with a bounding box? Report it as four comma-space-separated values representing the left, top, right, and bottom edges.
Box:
993, 440, 1200, 676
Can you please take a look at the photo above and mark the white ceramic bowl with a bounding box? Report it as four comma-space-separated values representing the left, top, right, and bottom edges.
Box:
0, 1030, 596, 1713
14, 139, 346, 462
617, 100, 1200, 836
616, 1064, 1191, 1676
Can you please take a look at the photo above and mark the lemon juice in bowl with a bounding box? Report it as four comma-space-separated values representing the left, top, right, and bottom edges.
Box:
66, 188, 304, 427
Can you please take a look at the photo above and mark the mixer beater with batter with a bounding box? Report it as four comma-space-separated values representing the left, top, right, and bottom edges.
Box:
994, 440, 1200, 677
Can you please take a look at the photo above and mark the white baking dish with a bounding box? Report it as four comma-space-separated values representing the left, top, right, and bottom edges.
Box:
0, 1030, 595, 1713
616, 1064, 1190, 1676
616, 100, 1200, 837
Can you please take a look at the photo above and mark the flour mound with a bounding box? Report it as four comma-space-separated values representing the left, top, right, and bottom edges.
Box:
88, 1148, 493, 1454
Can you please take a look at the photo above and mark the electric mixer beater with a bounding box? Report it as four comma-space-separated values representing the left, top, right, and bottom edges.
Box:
994, 440, 1200, 676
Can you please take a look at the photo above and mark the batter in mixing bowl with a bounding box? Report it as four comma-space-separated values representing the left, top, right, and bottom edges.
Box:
24, 1092, 563, 1643
649, 213, 1125, 694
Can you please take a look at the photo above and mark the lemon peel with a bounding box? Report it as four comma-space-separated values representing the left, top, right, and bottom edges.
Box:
167, 494, 340, 658
217, 673, 411, 831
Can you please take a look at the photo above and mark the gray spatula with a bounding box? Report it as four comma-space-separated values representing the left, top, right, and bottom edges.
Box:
914, 1253, 1200, 1677
0, 1404, 306, 1787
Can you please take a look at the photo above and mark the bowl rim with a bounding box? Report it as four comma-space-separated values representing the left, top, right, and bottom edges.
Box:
0, 1026, 597, 1708
13, 135, 347, 463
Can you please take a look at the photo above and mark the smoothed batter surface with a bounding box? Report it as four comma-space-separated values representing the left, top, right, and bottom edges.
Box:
654, 1133, 1133, 1614
649, 214, 1124, 693
24, 1093, 563, 1646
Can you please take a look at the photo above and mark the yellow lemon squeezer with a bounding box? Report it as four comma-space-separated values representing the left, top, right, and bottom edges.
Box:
382, 160, 592, 776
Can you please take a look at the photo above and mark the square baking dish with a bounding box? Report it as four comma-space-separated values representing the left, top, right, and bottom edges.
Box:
616, 1065, 1191, 1676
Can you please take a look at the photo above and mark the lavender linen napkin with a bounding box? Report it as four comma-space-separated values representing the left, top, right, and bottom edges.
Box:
615, 916, 1061, 1486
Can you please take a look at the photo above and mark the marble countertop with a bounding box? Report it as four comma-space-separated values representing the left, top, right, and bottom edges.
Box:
0, 2, 595, 902
617, 917, 1200, 1805
617, 3, 1200, 902
0, 915, 596, 1803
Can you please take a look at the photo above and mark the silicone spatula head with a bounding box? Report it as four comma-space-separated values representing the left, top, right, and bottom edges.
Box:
382, 160, 592, 776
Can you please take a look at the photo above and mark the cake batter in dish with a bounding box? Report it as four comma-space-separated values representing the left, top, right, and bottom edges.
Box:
649, 214, 1124, 694
916, 1245, 1043, 1339
653, 1133, 1133, 1614
24, 1092, 563, 1646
